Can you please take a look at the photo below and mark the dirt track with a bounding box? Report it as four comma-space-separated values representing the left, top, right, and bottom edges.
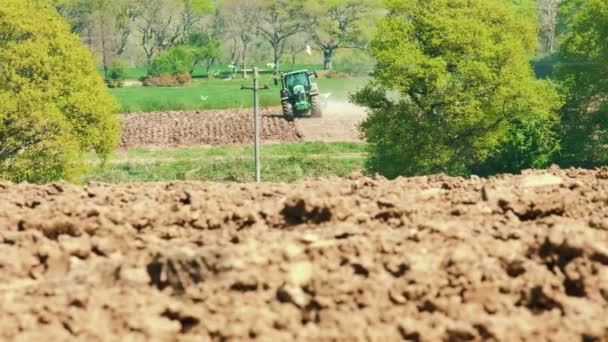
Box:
1, 167, 607, 340
119, 105, 366, 149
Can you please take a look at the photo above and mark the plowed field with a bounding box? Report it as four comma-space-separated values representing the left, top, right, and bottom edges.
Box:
119, 108, 302, 149
1, 167, 607, 340
119, 105, 367, 149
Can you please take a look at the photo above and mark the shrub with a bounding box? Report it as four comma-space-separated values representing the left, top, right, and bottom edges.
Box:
149, 46, 193, 77
143, 73, 191, 87
107, 61, 128, 88
0, 0, 120, 183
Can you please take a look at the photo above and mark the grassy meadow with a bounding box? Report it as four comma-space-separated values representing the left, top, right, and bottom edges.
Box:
86, 142, 367, 183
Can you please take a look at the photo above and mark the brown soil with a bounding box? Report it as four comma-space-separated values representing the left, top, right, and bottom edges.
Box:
1, 167, 607, 340
119, 108, 302, 149
119, 104, 367, 149
294, 101, 367, 142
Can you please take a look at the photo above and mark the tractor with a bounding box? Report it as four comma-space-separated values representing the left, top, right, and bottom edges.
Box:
275, 70, 323, 119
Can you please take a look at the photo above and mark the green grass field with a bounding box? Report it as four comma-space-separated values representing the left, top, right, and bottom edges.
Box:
110, 75, 368, 113
104, 63, 369, 112
86, 142, 367, 183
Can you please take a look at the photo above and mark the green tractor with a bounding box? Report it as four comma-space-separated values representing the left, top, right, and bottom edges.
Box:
275, 70, 323, 119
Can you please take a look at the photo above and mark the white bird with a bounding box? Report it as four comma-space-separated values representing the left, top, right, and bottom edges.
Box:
306, 45, 312, 55
200, 96, 208, 102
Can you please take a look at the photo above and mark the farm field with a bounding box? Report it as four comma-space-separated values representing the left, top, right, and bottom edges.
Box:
1, 168, 607, 340
84, 105, 369, 183
109, 69, 369, 113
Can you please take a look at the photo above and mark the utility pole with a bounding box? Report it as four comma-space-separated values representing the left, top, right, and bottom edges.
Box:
241, 67, 269, 183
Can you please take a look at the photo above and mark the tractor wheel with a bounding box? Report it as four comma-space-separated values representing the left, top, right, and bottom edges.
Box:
281, 100, 294, 120
310, 95, 323, 118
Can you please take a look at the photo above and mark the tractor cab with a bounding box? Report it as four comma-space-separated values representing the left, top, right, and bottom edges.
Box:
284, 71, 312, 95
275, 70, 322, 118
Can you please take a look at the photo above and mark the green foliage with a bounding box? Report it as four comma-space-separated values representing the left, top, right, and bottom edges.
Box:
186, 32, 221, 72
507, 0, 538, 23
107, 61, 128, 85
306, 0, 380, 70
354, 0, 561, 178
149, 46, 193, 77
0, 0, 120, 183
556, 0, 608, 167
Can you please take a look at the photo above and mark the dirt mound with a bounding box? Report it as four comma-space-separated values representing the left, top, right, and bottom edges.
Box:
119, 108, 302, 149
1, 167, 607, 340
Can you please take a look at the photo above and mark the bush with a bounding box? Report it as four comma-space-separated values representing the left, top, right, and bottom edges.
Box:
0, 0, 120, 183
149, 47, 193, 77
107, 61, 128, 88
143, 73, 191, 87
354, 0, 561, 178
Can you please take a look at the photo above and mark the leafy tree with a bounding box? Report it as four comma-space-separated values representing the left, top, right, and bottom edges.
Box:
186, 32, 221, 74
556, 0, 608, 167
307, 0, 379, 70
353, 0, 561, 178
180, 0, 214, 39
0, 0, 119, 183
258, 0, 313, 74
508, 0, 538, 22
134, 0, 213, 76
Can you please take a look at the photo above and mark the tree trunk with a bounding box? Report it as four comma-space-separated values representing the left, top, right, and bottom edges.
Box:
273, 43, 280, 74
100, 16, 109, 80
242, 44, 248, 79
146, 54, 153, 77
323, 49, 333, 71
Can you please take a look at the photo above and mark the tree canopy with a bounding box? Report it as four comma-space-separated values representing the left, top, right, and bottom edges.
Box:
556, 0, 608, 167
306, 0, 380, 70
354, 0, 561, 178
0, 0, 119, 183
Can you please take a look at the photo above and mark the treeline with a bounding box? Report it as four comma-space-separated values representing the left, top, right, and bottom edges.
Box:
51, 0, 565, 78
356, 0, 608, 178
50, 0, 382, 79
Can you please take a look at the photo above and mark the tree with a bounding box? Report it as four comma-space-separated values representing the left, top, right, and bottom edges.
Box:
180, 0, 214, 39
134, 0, 213, 76
0, 0, 119, 183
537, 0, 561, 53
51, 0, 137, 78
284, 33, 310, 71
186, 32, 221, 75
556, 0, 608, 167
222, 0, 261, 78
257, 0, 313, 74
353, 0, 561, 178
307, 0, 378, 70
